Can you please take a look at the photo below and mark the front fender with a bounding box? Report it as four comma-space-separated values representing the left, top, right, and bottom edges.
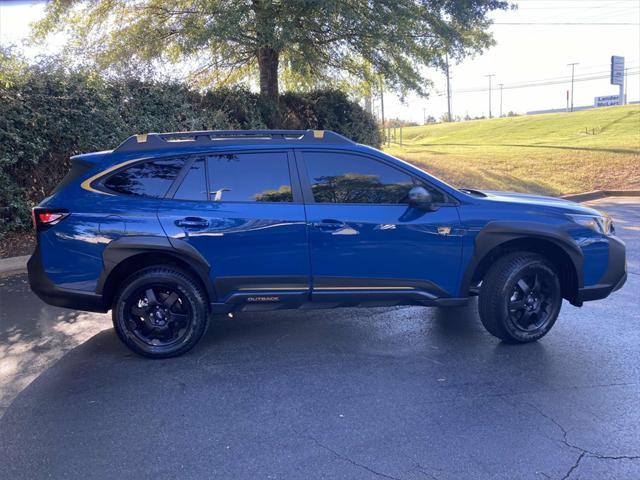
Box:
460, 221, 584, 297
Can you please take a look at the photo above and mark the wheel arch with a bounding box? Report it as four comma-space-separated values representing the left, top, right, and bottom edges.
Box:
97, 236, 215, 309
461, 222, 583, 305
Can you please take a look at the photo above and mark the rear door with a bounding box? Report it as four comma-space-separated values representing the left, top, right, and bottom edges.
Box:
297, 149, 462, 299
159, 149, 310, 305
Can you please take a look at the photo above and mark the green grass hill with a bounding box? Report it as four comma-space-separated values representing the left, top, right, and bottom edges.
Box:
384, 104, 640, 196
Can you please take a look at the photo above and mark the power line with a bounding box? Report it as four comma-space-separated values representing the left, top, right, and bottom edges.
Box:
513, 0, 638, 2
516, 5, 639, 9
440, 70, 640, 96
493, 21, 639, 25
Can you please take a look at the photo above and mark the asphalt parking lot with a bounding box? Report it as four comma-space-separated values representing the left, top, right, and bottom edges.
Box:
1, 197, 638, 480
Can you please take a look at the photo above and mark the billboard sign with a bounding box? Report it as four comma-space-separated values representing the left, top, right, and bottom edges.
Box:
611, 56, 624, 86
595, 95, 621, 107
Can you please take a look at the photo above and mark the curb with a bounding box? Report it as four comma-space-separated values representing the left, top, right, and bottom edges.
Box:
561, 190, 640, 202
0, 255, 29, 275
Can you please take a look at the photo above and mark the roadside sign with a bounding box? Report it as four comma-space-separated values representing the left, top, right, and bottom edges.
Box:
594, 95, 620, 107
611, 56, 624, 86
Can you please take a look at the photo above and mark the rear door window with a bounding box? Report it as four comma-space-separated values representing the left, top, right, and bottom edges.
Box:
206, 152, 293, 202
174, 157, 207, 201
102, 158, 185, 198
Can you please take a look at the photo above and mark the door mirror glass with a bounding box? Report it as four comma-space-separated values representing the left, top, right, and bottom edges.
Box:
408, 186, 434, 209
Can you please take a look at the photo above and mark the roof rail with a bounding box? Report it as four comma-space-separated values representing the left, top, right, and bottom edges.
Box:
114, 129, 354, 153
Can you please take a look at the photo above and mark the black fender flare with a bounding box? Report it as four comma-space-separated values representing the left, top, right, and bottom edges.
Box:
459, 221, 583, 296
96, 235, 215, 302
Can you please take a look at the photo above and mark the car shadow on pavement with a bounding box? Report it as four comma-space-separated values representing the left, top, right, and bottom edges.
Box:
0, 274, 111, 416
2, 297, 638, 480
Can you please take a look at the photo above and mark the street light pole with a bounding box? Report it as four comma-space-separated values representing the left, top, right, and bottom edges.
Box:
485, 74, 495, 118
498, 83, 503, 117
567, 62, 579, 112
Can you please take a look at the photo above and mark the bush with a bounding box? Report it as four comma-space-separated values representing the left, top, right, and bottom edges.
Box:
0, 55, 380, 237
281, 89, 381, 147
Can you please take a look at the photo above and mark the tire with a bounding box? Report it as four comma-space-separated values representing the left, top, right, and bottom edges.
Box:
478, 252, 562, 343
112, 266, 209, 358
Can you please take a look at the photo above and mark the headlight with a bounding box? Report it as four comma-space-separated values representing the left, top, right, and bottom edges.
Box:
568, 214, 614, 235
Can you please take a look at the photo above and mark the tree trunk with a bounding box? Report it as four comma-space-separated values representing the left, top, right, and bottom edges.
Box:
258, 47, 279, 99
257, 47, 280, 127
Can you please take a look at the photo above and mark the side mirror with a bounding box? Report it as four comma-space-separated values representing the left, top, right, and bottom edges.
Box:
408, 186, 434, 210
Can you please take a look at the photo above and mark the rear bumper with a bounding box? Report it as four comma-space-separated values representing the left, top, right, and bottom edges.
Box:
27, 244, 108, 313
577, 235, 627, 303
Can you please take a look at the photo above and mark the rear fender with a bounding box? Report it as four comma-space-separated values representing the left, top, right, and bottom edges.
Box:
97, 236, 214, 302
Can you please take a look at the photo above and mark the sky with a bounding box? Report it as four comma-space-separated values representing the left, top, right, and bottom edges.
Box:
1, 0, 639, 123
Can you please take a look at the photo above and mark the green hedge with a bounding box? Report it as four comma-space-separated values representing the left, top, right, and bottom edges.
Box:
0, 59, 380, 236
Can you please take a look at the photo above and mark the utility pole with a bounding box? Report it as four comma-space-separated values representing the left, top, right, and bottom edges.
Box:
498, 83, 504, 117
623, 67, 628, 105
567, 62, 579, 112
379, 77, 385, 142
485, 74, 495, 118
423, 107, 427, 125
445, 53, 452, 122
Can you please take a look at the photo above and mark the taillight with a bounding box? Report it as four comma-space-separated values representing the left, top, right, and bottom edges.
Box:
32, 208, 69, 231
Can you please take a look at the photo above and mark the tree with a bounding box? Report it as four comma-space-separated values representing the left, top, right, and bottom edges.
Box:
34, 0, 509, 126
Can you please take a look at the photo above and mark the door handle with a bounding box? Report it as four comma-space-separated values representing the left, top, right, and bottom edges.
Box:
175, 217, 209, 230
312, 219, 346, 231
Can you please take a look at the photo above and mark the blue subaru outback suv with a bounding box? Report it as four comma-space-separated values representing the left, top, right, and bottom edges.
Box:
28, 129, 627, 358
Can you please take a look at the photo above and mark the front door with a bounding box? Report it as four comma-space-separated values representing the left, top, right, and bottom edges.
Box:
159, 150, 310, 306
297, 150, 462, 301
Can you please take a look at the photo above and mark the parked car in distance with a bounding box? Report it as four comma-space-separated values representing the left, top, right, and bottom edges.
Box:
28, 129, 627, 358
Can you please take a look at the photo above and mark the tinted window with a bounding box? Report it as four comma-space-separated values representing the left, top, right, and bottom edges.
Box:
103, 158, 185, 197
207, 152, 292, 202
174, 158, 207, 201
304, 152, 418, 204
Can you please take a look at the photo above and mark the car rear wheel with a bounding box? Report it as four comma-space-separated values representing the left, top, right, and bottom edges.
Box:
478, 252, 562, 343
113, 266, 208, 358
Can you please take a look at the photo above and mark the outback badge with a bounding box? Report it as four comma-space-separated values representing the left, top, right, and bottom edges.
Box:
247, 296, 280, 302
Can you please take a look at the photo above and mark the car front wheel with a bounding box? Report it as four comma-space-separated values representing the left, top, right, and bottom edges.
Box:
113, 266, 209, 358
478, 252, 562, 343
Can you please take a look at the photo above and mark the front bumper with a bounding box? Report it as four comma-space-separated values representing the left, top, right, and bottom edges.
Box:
28, 243, 108, 313
577, 235, 627, 303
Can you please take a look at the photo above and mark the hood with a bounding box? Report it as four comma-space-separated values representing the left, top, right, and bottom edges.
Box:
472, 190, 604, 216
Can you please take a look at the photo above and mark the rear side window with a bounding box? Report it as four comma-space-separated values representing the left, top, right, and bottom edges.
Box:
207, 152, 292, 202
304, 151, 445, 204
103, 158, 185, 198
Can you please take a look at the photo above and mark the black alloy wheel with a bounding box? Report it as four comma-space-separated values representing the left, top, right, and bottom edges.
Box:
479, 252, 563, 343
507, 270, 559, 334
113, 266, 208, 358
124, 284, 192, 347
